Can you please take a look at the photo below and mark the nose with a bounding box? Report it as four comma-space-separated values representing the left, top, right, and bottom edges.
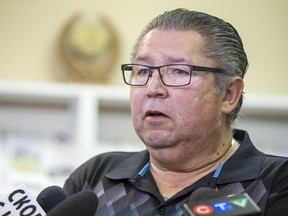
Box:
146, 70, 168, 98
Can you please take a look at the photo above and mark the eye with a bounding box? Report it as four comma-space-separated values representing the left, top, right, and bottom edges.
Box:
168, 66, 190, 76
174, 68, 187, 75
135, 68, 150, 76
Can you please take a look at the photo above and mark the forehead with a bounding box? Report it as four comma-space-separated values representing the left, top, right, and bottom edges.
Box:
135, 29, 206, 64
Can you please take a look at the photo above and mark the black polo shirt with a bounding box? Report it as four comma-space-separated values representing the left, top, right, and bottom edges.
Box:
63, 129, 288, 215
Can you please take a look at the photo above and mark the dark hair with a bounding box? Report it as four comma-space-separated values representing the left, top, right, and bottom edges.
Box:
131, 8, 248, 123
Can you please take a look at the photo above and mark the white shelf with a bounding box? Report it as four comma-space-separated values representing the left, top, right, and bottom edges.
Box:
241, 94, 288, 116
0, 81, 142, 196
236, 94, 288, 157
0, 81, 288, 196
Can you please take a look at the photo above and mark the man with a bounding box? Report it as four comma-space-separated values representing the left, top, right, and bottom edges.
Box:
64, 9, 288, 215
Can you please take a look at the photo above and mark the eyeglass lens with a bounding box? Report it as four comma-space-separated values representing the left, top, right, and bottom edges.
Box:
123, 64, 192, 86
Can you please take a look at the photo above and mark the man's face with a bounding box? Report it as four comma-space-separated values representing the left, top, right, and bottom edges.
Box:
130, 29, 225, 153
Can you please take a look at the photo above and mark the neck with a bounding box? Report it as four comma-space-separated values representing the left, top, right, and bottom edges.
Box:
149, 138, 239, 200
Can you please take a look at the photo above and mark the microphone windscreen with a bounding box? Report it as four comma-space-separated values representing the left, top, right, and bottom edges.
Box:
36, 185, 69, 213
47, 190, 98, 216
183, 187, 262, 216
189, 187, 223, 202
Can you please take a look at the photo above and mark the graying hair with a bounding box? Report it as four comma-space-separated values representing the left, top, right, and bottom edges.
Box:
131, 8, 248, 124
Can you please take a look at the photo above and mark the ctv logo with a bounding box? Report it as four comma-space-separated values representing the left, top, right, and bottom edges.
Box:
192, 197, 248, 215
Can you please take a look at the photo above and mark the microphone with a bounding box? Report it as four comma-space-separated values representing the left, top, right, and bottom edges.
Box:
36, 185, 69, 213
182, 187, 261, 216
0, 184, 46, 216
46, 190, 98, 216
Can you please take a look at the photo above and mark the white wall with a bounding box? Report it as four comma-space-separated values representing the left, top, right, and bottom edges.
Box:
0, 0, 287, 95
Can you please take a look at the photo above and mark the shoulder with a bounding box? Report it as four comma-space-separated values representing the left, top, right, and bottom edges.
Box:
63, 150, 147, 194
263, 154, 288, 169
262, 154, 288, 177
261, 155, 288, 215
74, 151, 145, 177
261, 154, 288, 190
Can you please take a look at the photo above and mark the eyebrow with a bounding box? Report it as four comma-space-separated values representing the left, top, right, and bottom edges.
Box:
135, 56, 187, 64
167, 56, 186, 63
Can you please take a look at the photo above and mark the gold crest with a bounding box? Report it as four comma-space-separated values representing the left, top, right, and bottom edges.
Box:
58, 13, 119, 83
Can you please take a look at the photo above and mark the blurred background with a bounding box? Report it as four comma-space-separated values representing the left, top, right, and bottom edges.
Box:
0, 0, 287, 196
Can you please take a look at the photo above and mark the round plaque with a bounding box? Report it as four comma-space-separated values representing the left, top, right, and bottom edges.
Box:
58, 13, 119, 83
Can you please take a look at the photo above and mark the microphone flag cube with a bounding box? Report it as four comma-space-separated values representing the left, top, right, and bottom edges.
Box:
0, 184, 46, 216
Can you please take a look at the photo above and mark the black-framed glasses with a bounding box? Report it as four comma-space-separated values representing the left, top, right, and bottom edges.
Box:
121, 64, 224, 87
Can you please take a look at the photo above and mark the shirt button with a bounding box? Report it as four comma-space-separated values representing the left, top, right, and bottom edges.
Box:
158, 207, 166, 215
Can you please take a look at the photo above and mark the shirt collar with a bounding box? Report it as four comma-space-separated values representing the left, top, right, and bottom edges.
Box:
105, 129, 265, 185
216, 129, 265, 184
105, 150, 149, 180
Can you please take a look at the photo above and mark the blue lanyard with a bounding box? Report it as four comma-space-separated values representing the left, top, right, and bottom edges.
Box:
213, 162, 225, 178
211, 161, 225, 189
138, 161, 150, 177
138, 161, 225, 179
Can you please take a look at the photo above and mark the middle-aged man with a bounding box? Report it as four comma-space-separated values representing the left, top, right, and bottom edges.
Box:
64, 8, 288, 215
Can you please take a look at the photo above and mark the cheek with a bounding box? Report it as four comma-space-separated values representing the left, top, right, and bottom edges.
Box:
130, 90, 143, 125
170, 95, 196, 126
174, 91, 218, 126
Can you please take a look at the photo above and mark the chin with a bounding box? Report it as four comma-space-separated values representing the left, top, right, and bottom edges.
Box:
145, 139, 176, 150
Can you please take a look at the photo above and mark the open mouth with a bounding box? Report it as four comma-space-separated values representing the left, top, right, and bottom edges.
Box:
145, 111, 167, 117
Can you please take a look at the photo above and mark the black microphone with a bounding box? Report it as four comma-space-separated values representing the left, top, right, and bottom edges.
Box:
36, 185, 69, 213
182, 187, 261, 216
46, 190, 98, 216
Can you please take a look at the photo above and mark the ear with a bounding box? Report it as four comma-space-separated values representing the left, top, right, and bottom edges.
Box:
222, 77, 244, 114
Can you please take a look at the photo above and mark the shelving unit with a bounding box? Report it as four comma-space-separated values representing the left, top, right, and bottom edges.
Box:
0, 81, 143, 196
0, 81, 288, 196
